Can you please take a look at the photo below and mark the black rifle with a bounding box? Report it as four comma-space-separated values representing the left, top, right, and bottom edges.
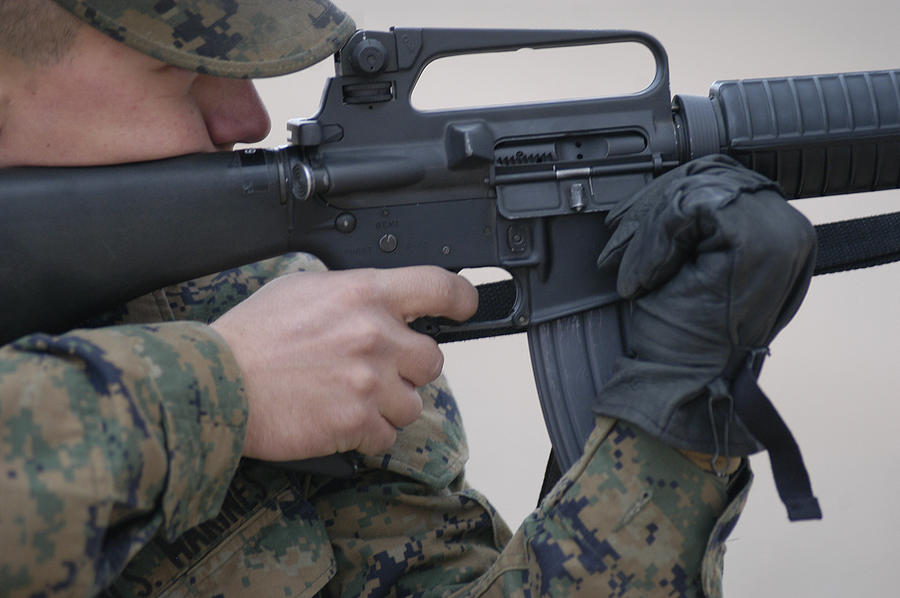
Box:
3, 28, 900, 475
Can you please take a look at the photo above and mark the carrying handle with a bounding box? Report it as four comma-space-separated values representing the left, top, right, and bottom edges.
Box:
337, 28, 672, 114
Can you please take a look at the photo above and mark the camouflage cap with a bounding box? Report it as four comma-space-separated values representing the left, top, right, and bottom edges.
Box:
52, 0, 356, 78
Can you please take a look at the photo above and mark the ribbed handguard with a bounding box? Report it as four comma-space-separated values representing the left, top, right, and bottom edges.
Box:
713, 70, 900, 197
676, 70, 900, 198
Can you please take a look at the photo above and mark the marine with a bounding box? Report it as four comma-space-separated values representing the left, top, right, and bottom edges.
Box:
0, 1, 817, 596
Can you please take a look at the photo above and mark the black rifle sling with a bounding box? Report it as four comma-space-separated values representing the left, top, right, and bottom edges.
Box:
454, 209, 900, 342
813, 211, 900, 275
729, 356, 822, 521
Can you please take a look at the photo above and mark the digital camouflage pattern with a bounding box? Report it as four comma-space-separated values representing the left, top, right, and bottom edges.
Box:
0, 315, 248, 594
51, 0, 357, 78
314, 419, 751, 598
0, 252, 750, 597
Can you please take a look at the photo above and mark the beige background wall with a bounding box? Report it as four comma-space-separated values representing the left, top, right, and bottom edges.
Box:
250, 1, 900, 595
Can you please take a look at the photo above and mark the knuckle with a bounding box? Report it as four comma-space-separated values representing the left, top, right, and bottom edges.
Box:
404, 340, 443, 387
352, 318, 386, 353
755, 199, 816, 256
347, 364, 380, 396
378, 386, 422, 429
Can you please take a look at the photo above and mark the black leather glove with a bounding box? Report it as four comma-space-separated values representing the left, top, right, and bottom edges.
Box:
595, 154, 816, 456
596, 154, 821, 520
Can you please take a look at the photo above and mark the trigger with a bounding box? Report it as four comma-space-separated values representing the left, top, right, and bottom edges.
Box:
410, 316, 443, 338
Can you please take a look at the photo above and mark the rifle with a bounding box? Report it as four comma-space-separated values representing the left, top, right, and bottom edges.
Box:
3, 28, 900, 477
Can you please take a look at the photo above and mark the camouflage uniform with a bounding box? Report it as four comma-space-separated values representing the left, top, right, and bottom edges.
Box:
1, 2, 751, 596
1, 253, 750, 598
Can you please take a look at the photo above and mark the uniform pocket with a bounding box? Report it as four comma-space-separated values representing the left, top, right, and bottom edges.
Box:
700, 465, 754, 598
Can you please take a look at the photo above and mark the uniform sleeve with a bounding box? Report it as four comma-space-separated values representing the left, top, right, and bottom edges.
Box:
0, 322, 248, 597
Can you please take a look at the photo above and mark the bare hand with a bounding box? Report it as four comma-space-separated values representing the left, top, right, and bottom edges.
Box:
210, 267, 478, 461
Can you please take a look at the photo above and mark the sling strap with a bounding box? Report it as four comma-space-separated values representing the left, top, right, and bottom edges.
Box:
447, 209, 900, 344
813, 211, 900, 275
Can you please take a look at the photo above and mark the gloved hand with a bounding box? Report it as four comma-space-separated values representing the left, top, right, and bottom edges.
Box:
595, 154, 817, 457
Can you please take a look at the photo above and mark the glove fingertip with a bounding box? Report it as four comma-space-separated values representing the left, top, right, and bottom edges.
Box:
617, 276, 641, 298
613, 247, 648, 298
597, 222, 640, 270
597, 244, 623, 270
